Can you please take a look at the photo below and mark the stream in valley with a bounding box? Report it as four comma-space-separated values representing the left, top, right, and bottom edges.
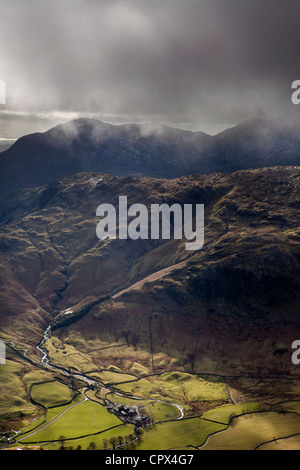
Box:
2, 322, 185, 446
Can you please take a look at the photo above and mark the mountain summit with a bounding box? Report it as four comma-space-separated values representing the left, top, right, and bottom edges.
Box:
0, 117, 300, 195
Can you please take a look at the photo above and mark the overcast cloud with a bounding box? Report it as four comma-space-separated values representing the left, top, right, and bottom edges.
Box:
0, 0, 299, 138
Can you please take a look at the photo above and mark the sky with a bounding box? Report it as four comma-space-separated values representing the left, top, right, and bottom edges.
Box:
0, 0, 300, 143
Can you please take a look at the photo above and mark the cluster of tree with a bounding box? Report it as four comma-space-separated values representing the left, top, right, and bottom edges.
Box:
102, 433, 133, 450
102, 426, 144, 450
51, 294, 110, 331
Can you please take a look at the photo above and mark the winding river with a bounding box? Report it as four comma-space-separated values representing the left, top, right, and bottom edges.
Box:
3, 322, 185, 440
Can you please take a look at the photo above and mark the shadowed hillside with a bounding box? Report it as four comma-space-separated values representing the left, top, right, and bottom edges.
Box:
1, 167, 300, 377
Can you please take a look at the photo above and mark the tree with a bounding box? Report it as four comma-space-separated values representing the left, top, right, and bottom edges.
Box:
59, 435, 66, 450
110, 436, 117, 449
134, 426, 143, 442
102, 438, 108, 450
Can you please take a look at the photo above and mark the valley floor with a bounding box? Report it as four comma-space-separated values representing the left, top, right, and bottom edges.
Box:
1, 334, 300, 451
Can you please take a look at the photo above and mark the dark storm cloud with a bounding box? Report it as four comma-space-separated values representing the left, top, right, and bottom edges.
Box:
0, 0, 299, 134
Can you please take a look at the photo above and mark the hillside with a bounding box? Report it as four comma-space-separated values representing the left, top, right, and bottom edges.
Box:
0, 167, 300, 378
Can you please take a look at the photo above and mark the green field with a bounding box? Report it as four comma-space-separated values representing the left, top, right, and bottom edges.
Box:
30, 381, 76, 408
134, 417, 227, 450
0, 359, 36, 418
201, 402, 263, 424
44, 422, 136, 450
19, 399, 123, 444
44, 337, 97, 373
93, 368, 137, 385
16, 390, 135, 450
23, 369, 57, 387
114, 371, 229, 405
200, 412, 300, 450
4, 336, 300, 451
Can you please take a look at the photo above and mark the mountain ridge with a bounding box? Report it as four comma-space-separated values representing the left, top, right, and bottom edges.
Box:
1, 117, 300, 195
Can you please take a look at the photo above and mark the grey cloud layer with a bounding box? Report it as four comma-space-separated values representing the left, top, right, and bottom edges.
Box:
0, 0, 299, 131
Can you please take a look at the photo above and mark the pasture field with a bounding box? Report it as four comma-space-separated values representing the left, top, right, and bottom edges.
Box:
257, 435, 300, 450
155, 372, 229, 402
0, 359, 35, 418
43, 422, 136, 450
115, 371, 229, 405
94, 369, 137, 385
200, 412, 300, 450
201, 402, 263, 424
134, 416, 227, 450
44, 337, 97, 373
4, 335, 300, 451
19, 399, 122, 444
22, 369, 56, 386
30, 381, 76, 408
17, 394, 85, 440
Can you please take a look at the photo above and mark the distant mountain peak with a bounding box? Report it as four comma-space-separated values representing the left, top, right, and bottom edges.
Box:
0, 117, 300, 195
